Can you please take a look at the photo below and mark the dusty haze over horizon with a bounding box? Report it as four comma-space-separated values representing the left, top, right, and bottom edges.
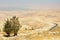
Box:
0, 0, 60, 11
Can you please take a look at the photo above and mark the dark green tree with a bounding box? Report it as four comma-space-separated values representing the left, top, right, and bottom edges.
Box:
3, 16, 22, 37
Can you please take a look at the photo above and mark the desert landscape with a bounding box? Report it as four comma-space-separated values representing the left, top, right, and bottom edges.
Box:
0, 10, 60, 40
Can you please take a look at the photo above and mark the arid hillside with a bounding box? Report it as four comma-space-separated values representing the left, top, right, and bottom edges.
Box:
0, 10, 60, 40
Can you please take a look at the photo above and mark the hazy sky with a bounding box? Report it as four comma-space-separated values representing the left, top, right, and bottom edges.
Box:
0, 0, 60, 10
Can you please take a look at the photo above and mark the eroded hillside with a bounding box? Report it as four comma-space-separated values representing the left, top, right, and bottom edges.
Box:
0, 10, 60, 40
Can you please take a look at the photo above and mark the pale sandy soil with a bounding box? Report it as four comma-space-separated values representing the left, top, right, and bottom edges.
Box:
0, 10, 60, 40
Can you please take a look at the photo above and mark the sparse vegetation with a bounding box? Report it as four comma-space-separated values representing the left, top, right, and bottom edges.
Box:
3, 16, 22, 37
0, 11, 59, 40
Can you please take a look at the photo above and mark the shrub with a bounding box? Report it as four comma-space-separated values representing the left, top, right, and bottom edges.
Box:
3, 16, 22, 37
